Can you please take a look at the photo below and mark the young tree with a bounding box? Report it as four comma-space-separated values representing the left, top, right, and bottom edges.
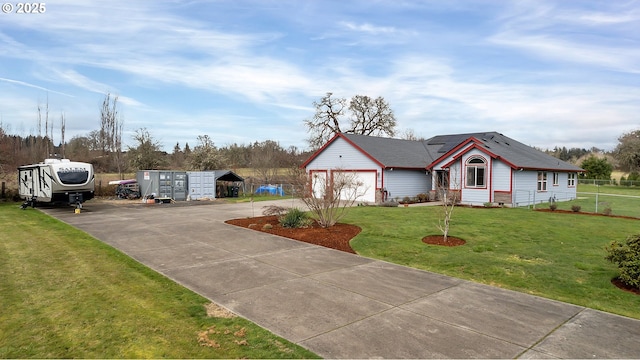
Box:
127, 128, 164, 170
293, 167, 367, 228
304, 93, 397, 149
435, 168, 460, 242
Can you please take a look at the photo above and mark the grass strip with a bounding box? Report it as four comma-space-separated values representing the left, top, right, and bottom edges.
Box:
0, 202, 317, 359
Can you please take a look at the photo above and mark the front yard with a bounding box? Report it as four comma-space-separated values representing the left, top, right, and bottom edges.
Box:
345, 205, 640, 319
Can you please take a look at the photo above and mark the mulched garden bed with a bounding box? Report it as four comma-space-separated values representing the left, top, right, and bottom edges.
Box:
225, 215, 361, 254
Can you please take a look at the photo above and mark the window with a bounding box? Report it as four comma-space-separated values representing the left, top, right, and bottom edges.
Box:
537, 171, 547, 191
568, 173, 576, 187
466, 157, 486, 188
553, 172, 559, 186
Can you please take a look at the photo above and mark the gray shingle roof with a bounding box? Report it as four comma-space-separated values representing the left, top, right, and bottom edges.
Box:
340, 132, 583, 171
341, 133, 431, 168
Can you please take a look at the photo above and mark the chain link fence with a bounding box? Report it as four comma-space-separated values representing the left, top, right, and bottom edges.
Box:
515, 180, 640, 218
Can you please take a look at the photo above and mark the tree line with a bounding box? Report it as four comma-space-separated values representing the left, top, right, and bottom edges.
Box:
1, 91, 639, 183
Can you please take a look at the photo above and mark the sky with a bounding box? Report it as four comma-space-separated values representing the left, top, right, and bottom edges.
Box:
0, 0, 639, 153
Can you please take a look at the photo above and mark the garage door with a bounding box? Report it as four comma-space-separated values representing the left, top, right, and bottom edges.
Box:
336, 171, 376, 203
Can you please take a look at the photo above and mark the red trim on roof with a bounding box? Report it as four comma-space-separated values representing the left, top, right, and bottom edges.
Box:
300, 133, 341, 168
427, 137, 479, 170
301, 133, 386, 169
439, 141, 505, 169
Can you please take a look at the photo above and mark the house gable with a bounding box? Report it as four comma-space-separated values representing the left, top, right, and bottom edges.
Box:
302, 133, 384, 169
301, 131, 583, 205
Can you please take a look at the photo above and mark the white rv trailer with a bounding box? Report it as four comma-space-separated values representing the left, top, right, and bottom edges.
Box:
18, 158, 95, 209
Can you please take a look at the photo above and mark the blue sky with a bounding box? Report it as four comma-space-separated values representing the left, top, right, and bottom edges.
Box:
1, 0, 638, 153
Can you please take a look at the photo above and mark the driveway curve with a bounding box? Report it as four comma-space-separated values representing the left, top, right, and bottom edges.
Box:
41, 199, 640, 359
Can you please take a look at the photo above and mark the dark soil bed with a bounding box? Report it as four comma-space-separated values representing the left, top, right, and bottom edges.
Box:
225, 215, 361, 254
226, 215, 467, 253
422, 235, 466, 247
535, 208, 640, 220
612, 278, 640, 296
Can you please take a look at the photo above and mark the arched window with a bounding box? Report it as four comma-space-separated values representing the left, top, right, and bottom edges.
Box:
466, 157, 486, 188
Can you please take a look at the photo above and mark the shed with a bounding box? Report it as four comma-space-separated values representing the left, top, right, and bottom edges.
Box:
137, 170, 188, 201
187, 170, 244, 200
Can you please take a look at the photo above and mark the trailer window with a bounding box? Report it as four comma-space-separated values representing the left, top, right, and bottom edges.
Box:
58, 171, 89, 184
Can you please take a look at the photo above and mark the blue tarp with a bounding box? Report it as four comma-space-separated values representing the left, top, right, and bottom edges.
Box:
255, 185, 284, 196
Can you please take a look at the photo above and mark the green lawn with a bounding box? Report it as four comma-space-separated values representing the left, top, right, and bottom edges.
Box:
0, 202, 318, 359
346, 205, 640, 319
555, 183, 640, 218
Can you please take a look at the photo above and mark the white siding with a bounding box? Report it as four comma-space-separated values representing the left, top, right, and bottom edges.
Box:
493, 161, 511, 191
306, 137, 383, 203
383, 169, 431, 201
306, 137, 380, 171
548, 172, 578, 202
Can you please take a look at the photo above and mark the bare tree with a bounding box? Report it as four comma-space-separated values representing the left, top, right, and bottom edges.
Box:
36, 98, 51, 159
348, 95, 397, 137
127, 128, 164, 170
60, 112, 66, 158
251, 140, 284, 183
304, 93, 397, 149
99, 92, 125, 175
294, 167, 367, 228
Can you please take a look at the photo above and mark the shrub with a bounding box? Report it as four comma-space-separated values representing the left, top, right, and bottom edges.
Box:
483, 202, 493, 208
571, 205, 581, 213
605, 234, 640, 288
549, 203, 558, 211
416, 193, 429, 202
279, 208, 311, 228
401, 196, 411, 204
378, 200, 399, 207
262, 223, 273, 230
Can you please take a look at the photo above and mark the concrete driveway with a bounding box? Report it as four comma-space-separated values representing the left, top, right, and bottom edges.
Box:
41, 199, 640, 359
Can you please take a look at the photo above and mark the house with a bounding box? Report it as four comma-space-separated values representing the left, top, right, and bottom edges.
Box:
301, 131, 584, 206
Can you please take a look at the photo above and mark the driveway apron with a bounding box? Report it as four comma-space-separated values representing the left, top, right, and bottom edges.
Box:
41, 200, 640, 359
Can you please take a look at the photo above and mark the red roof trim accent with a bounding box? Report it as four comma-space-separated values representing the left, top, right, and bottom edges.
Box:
339, 134, 386, 167
301, 133, 386, 169
300, 133, 341, 168
438, 140, 508, 169
427, 137, 479, 170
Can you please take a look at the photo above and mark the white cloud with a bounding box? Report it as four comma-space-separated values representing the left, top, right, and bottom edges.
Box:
340, 21, 398, 35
